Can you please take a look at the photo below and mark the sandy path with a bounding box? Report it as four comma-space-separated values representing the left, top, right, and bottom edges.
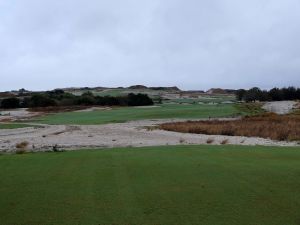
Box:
262, 101, 298, 114
0, 119, 298, 152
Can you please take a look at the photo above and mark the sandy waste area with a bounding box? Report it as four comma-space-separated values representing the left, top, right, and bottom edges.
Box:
1, 101, 299, 152
0, 118, 299, 152
262, 101, 299, 114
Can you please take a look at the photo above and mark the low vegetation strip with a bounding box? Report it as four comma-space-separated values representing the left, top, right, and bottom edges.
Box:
160, 114, 300, 142
0, 123, 35, 129
0, 145, 300, 225
0, 90, 153, 109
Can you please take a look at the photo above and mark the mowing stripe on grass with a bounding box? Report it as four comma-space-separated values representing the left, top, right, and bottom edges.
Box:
0, 145, 299, 225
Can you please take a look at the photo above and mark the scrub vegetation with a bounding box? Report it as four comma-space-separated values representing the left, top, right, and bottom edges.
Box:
160, 113, 300, 141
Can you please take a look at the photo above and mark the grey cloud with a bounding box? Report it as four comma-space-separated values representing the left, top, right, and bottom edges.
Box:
0, 0, 300, 91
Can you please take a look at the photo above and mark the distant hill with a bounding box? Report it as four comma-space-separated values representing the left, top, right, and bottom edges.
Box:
0, 86, 238, 99
128, 85, 181, 92
149, 86, 181, 91
206, 88, 236, 95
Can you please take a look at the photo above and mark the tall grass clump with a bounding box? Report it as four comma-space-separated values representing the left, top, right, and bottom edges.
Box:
16, 141, 29, 149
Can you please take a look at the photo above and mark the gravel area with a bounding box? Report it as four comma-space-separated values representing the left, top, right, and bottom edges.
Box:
0, 118, 298, 152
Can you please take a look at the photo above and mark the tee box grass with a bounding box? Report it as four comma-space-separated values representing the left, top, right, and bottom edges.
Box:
0, 145, 299, 225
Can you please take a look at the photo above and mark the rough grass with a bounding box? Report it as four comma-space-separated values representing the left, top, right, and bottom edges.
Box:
32, 104, 239, 125
234, 102, 265, 115
0, 123, 35, 129
28, 105, 90, 112
160, 113, 300, 141
0, 145, 300, 225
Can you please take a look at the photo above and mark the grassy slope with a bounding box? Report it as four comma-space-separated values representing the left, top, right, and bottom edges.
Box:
0, 123, 35, 129
0, 145, 300, 225
33, 104, 239, 125
94, 89, 126, 97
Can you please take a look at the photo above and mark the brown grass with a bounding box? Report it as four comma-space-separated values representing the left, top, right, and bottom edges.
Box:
206, 138, 214, 144
179, 137, 185, 144
160, 113, 300, 142
0, 118, 13, 122
16, 141, 29, 149
28, 106, 90, 113
221, 139, 229, 145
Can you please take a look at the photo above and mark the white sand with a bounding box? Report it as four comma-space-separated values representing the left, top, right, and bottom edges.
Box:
262, 101, 298, 114
0, 108, 42, 121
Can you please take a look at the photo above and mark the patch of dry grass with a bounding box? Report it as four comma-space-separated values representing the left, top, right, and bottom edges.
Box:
221, 139, 229, 145
160, 113, 300, 142
179, 137, 185, 144
16, 141, 29, 149
28, 106, 90, 113
206, 138, 214, 144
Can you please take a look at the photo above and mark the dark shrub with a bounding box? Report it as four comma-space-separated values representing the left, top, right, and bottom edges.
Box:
236, 86, 300, 102
128, 93, 154, 106
236, 89, 246, 101
269, 88, 283, 101
76, 96, 95, 105
6, 90, 154, 108
29, 94, 57, 107
1, 97, 20, 109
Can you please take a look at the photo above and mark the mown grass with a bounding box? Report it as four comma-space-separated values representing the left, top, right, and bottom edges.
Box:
32, 104, 239, 125
164, 95, 236, 104
0, 145, 300, 225
0, 123, 35, 129
160, 113, 300, 141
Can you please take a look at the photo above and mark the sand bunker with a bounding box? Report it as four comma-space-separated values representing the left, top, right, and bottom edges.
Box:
262, 101, 298, 114
0, 108, 42, 122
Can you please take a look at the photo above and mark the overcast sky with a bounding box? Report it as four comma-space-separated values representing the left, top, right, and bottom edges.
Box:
1, 0, 300, 91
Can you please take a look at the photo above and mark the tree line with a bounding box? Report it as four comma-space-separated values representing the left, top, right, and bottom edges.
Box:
236, 87, 300, 102
0, 90, 154, 109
